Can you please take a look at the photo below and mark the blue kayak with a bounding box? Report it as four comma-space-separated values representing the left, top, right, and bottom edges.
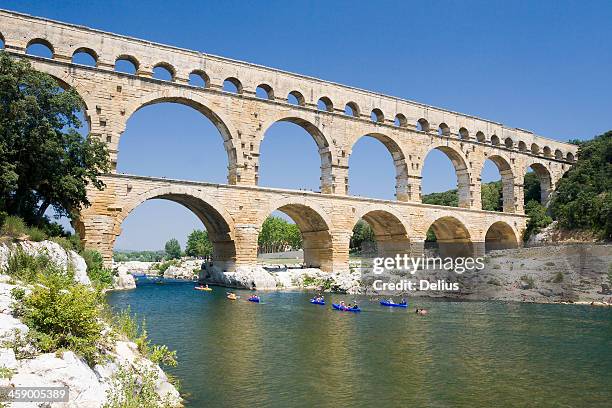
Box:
310, 299, 325, 305
248, 297, 260, 303
380, 300, 408, 308
332, 303, 361, 312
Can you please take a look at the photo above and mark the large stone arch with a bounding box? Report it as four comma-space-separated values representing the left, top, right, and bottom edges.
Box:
477, 153, 516, 212
352, 205, 410, 258
523, 159, 553, 205
258, 112, 335, 193
120, 90, 240, 183
484, 221, 520, 252
258, 196, 333, 271
424, 215, 474, 258
347, 133, 410, 201
117, 186, 236, 270
420, 143, 472, 208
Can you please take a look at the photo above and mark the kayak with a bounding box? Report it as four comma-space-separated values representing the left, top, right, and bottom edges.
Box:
332, 303, 361, 312
248, 297, 260, 303
380, 300, 407, 308
194, 286, 212, 291
227, 295, 237, 300
310, 299, 325, 305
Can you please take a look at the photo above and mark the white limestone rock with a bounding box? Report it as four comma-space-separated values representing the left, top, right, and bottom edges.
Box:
112, 265, 136, 291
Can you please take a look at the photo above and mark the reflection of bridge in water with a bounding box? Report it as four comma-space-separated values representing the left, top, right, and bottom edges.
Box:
0, 9, 578, 271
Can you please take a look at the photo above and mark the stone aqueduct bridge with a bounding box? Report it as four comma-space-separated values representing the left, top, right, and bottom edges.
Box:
0, 10, 578, 271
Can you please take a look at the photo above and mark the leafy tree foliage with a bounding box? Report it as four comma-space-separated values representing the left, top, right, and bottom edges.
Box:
523, 172, 542, 204
258, 216, 302, 253
524, 200, 553, 241
422, 189, 459, 207
164, 238, 182, 259
481, 180, 503, 211
113, 250, 165, 262
350, 219, 375, 250
0, 53, 110, 225
185, 229, 213, 257
550, 131, 612, 239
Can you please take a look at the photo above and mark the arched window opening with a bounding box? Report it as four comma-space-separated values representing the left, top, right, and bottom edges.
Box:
437, 123, 450, 137
417, 118, 430, 132
349, 135, 406, 200
188, 71, 209, 88
114, 196, 235, 273
485, 222, 518, 252
153, 64, 174, 81
317, 96, 333, 112
458, 127, 469, 140
223, 77, 242, 94
287, 91, 305, 106
256, 84, 274, 100
554, 149, 563, 160
480, 158, 514, 212
26, 39, 53, 59
394, 114, 407, 127
115, 55, 138, 75
491, 135, 500, 145
543, 146, 552, 157
425, 216, 473, 258
531, 143, 540, 155
421, 146, 470, 208
258, 119, 327, 192
518, 141, 527, 152
504, 137, 514, 149
566, 152, 575, 162
371, 108, 384, 124
524, 163, 551, 206
476, 131, 486, 142
72, 48, 97, 66
257, 205, 332, 271
349, 211, 410, 260
345, 102, 360, 117
117, 102, 229, 183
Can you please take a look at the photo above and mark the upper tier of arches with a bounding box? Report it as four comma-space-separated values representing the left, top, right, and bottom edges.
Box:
0, 11, 577, 164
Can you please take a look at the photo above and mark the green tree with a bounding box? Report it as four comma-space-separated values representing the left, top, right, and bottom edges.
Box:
185, 230, 213, 257
549, 131, 612, 239
0, 52, 110, 225
524, 200, 553, 241
481, 180, 503, 211
258, 216, 302, 253
523, 171, 542, 204
164, 238, 182, 259
422, 189, 459, 207
350, 219, 375, 250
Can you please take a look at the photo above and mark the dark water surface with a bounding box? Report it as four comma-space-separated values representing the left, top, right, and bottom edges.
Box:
106, 279, 612, 407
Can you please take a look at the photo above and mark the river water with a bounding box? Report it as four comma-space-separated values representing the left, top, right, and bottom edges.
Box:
106, 279, 612, 407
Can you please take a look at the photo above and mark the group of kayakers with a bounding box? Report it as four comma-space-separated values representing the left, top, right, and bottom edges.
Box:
197, 284, 427, 314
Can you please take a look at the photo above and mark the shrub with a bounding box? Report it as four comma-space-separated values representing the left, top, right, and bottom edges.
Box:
113, 306, 139, 340
6, 249, 52, 284
523, 201, 553, 241
21, 274, 103, 365
552, 271, 564, 283
82, 249, 113, 287
50, 236, 75, 252
0, 216, 27, 238
102, 364, 175, 408
0, 366, 16, 380
26, 226, 47, 242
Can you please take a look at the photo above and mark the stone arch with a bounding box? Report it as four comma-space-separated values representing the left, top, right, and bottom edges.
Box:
476, 131, 486, 142
484, 221, 519, 252
524, 160, 553, 205
371, 108, 384, 124
458, 127, 469, 140
531, 143, 540, 155
425, 215, 474, 258
117, 186, 236, 269
348, 133, 410, 201
543, 146, 552, 157
491, 135, 500, 146
417, 118, 430, 132
259, 197, 333, 271
39, 70, 94, 132
345, 101, 360, 117
26, 38, 54, 58
554, 149, 563, 160
288, 90, 306, 106
189, 70, 209, 88
259, 114, 334, 192
317, 96, 333, 112
223, 77, 242, 94
438, 123, 451, 136
115, 54, 139, 73
420, 144, 472, 208
256, 83, 274, 100
121, 91, 239, 183
566, 152, 575, 162
478, 153, 516, 212
352, 206, 410, 258
72, 47, 98, 66
504, 137, 514, 149
152, 62, 175, 81
518, 141, 527, 152
394, 114, 408, 127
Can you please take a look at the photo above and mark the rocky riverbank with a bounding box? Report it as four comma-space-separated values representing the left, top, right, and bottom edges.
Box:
0, 240, 181, 408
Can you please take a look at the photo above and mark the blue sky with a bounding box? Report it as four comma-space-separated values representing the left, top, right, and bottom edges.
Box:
6, 0, 611, 250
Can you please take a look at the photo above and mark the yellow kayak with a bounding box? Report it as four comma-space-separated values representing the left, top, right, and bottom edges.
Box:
194, 286, 212, 291
227, 294, 237, 300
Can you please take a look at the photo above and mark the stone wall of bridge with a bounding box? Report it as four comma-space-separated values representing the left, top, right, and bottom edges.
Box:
77, 174, 528, 271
